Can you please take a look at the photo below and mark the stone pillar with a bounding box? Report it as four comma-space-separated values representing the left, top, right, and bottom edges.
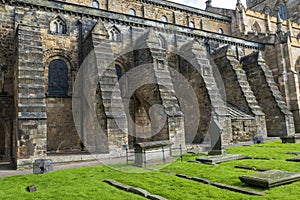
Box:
15, 24, 47, 168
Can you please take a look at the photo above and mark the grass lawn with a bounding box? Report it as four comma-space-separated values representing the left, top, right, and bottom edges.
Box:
1, 140, 300, 199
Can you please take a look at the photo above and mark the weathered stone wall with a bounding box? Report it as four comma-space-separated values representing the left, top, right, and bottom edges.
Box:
0, 3, 15, 161
57, 0, 232, 35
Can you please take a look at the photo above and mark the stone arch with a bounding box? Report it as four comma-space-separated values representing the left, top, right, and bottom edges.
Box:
43, 49, 75, 96
113, 51, 169, 146
114, 61, 128, 97
158, 34, 167, 49
0, 118, 10, 159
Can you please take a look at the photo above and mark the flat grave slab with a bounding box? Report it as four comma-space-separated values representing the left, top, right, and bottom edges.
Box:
196, 154, 246, 164
286, 157, 300, 162
239, 170, 300, 188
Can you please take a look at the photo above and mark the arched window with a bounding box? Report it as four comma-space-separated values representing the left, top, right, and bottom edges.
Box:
278, 3, 287, 20
129, 8, 136, 16
115, 65, 122, 80
48, 59, 68, 96
252, 21, 261, 35
158, 34, 167, 49
189, 21, 195, 28
218, 28, 223, 34
115, 65, 127, 97
109, 26, 122, 42
92, 0, 100, 9
162, 15, 168, 23
50, 17, 67, 34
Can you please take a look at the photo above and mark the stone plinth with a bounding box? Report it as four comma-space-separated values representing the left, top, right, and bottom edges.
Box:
239, 170, 300, 188
196, 154, 246, 164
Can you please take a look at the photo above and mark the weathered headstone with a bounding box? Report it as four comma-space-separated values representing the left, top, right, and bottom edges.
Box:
27, 185, 37, 192
208, 119, 226, 156
253, 135, 264, 144
33, 159, 53, 174
239, 170, 300, 188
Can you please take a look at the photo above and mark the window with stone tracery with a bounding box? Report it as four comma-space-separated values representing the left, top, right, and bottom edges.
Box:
109, 27, 122, 42
50, 17, 67, 34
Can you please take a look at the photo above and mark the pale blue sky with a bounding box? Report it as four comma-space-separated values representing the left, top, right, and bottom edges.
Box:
168, 0, 247, 9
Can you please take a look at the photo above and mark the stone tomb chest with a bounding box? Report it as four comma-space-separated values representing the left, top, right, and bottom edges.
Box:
134, 140, 173, 168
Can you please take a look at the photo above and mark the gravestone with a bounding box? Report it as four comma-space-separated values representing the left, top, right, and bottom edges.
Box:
208, 119, 226, 155
27, 185, 37, 192
239, 170, 300, 188
253, 135, 264, 144
196, 119, 246, 164
33, 159, 53, 174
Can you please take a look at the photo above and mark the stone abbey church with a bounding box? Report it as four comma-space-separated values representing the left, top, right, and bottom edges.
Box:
0, 0, 299, 169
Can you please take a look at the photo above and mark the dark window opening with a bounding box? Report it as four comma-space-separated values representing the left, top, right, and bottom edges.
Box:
48, 59, 68, 96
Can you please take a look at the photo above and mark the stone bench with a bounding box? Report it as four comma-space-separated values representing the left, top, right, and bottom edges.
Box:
134, 140, 173, 168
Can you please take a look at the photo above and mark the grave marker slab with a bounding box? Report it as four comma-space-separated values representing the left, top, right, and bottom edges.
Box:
239, 170, 300, 188
196, 154, 246, 164
286, 157, 300, 162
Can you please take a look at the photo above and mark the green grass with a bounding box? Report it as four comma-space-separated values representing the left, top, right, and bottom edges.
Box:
1, 140, 300, 199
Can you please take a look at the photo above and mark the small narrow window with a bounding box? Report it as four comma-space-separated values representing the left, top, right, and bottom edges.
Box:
189, 21, 195, 28
129, 9, 136, 16
162, 16, 168, 23
92, 0, 100, 9
218, 28, 223, 34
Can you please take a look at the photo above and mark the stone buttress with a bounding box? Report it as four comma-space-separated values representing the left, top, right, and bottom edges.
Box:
212, 45, 267, 142
15, 24, 47, 168
241, 52, 295, 137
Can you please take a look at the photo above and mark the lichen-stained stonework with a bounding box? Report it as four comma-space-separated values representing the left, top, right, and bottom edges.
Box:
0, 0, 299, 169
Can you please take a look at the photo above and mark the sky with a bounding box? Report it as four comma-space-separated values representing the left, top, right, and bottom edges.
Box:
168, 0, 247, 10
